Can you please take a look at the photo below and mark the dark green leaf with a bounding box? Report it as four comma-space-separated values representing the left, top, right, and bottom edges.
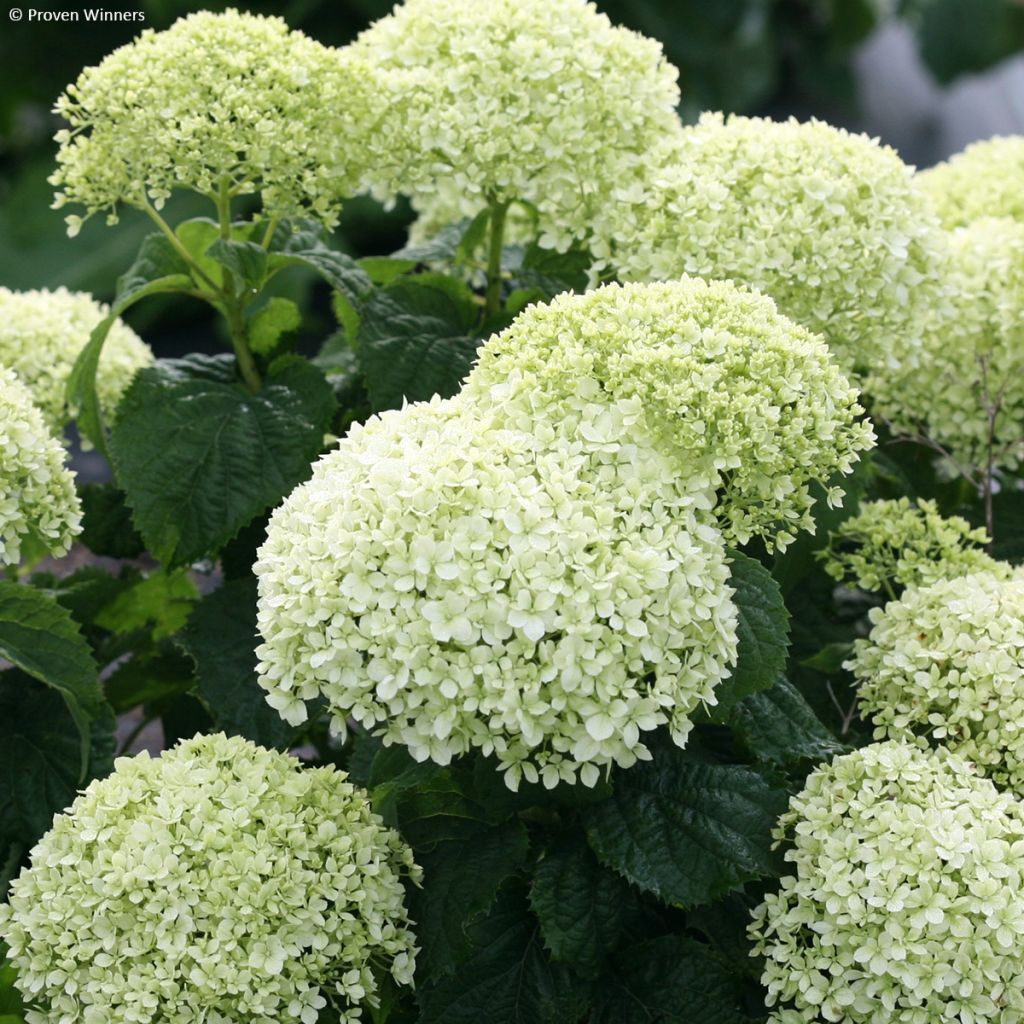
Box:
110, 354, 335, 566
268, 220, 371, 309
393, 219, 473, 264
0, 942, 24, 1018
507, 243, 589, 300
585, 751, 787, 907
800, 641, 854, 674
360, 256, 419, 285
248, 297, 302, 355
914, 0, 1024, 82
178, 577, 296, 748
79, 483, 145, 559
103, 645, 195, 714
207, 238, 268, 292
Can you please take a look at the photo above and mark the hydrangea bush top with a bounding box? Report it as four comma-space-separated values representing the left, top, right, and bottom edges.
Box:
51, 9, 378, 232
919, 135, 1024, 227
0, 365, 81, 565
751, 740, 1024, 1024
255, 398, 738, 790
0, 287, 152, 434
352, 0, 683, 252
849, 569, 1024, 793
593, 113, 941, 372
463, 277, 874, 550
0, 733, 420, 1024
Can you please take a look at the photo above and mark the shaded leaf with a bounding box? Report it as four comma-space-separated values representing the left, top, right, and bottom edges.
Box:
78, 482, 145, 559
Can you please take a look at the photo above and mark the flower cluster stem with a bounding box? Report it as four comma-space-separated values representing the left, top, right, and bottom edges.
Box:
483, 199, 509, 323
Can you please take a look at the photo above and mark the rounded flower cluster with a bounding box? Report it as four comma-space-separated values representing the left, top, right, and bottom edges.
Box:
0, 733, 420, 1024
52, 9, 379, 232
0, 286, 152, 433
594, 113, 942, 373
462, 277, 875, 551
255, 398, 738, 790
868, 217, 1024, 474
750, 741, 1024, 1023
920, 135, 1024, 228
820, 497, 1003, 594
0, 366, 81, 565
353, 0, 683, 252
849, 569, 1024, 793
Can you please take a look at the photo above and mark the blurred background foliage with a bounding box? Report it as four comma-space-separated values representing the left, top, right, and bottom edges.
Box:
0, 0, 1021, 349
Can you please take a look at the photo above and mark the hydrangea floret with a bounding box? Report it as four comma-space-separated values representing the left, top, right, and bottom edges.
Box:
819, 497, 1002, 595
0, 286, 152, 433
868, 217, 1024, 475
0, 733, 420, 1024
51, 9, 378, 233
848, 569, 1024, 793
592, 113, 942, 372
255, 398, 738, 791
352, 0, 683, 252
920, 135, 1024, 227
750, 740, 1024, 1023
462, 277, 875, 551
0, 365, 81, 565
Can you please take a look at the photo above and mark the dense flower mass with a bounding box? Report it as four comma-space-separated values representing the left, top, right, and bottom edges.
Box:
820, 497, 1003, 594
352, 0, 683, 252
51, 9, 378, 232
920, 135, 1024, 227
462, 277, 874, 550
0, 366, 81, 565
594, 113, 942, 372
849, 570, 1024, 793
0, 286, 152, 433
750, 741, 1024, 1023
868, 217, 1024, 473
255, 398, 738, 790
0, 733, 420, 1024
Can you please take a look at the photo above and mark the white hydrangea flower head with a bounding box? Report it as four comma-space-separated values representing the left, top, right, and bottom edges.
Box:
920, 135, 1024, 227
849, 569, 1024, 793
255, 397, 739, 790
868, 217, 1024, 474
462, 277, 875, 551
820, 497, 1004, 594
0, 733, 420, 1024
0, 365, 81, 565
594, 113, 943, 373
51, 9, 380, 232
750, 740, 1024, 1023
0, 286, 152, 434
352, 0, 684, 252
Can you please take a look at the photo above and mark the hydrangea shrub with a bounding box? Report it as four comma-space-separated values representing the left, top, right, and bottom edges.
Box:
919, 135, 1024, 227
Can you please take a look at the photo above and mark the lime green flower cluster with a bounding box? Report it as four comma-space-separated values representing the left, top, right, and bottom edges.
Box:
920, 135, 1024, 227
0, 287, 151, 434
820, 497, 1002, 595
849, 569, 1024, 793
750, 741, 1024, 1023
0, 733, 419, 1024
51, 9, 378, 232
594, 113, 941, 373
352, 0, 683, 252
0, 366, 81, 565
463, 278, 875, 551
869, 217, 1024, 474
256, 398, 738, 791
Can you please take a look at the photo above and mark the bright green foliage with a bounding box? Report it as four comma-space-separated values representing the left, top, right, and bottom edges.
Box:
751, 741, 1024, 1023
920, 135, 1024, 227
0, 366, 80, 565
850, 569, 1024, 793
0, 734, 420, 1024
595, 113, 942, 373
820, 497, 1004, 594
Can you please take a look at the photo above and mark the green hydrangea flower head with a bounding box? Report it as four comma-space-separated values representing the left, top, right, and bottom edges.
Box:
255, 397, 738, 791
750, 740, 1024, 1023
849, 569, 1024, 793
819, 497, 1003, 594
920, 135, 1024, 227
352, 0, 683, 252
0, 733, 420, 1024
0, 366, 81, 565
868, 217, 1024, 475
594, 113, 943, 372
51, 9, 379, 233
462, 277, 875, 551
0, 286, 152, 433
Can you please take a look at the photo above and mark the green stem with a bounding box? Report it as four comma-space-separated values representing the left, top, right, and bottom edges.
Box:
142, 201, 221, 294
260, 216, 280, 250
483, 199, 509, 323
